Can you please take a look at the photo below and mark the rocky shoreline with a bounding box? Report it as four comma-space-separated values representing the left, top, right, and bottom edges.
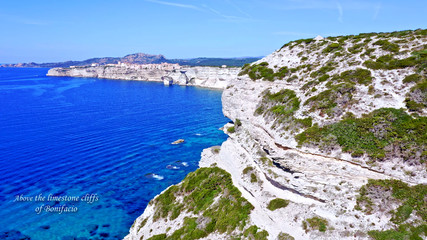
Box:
47, 65, 240, 89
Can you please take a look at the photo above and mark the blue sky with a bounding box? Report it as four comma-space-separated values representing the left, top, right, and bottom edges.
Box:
1, 0, 426, 63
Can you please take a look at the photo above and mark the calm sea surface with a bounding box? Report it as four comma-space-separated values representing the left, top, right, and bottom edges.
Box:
0, 68, 228, 240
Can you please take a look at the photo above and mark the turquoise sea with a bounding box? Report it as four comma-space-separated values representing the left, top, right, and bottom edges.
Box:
0, 68, 228, 240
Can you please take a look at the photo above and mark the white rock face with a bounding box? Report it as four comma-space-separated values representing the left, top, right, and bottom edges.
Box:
126, 31, 426, 240
47, 65, 240, 89
314, 35, 324, 41
198, 127, 388, 239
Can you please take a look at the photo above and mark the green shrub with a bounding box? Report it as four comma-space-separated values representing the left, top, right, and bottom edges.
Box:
310, 64, 336, 78
147, 234, 167, 240
318, 74, 330, 82
235, 118, 242, 127
277, 232, 295, 240
265, 89, 300, 117
363, 48, 376, 56
403, 74, 423, 84
323, 43, 341, 53
241, 63, 250, 70
242, 166, 254, 175
348, 43, 365, 54
137, 218, 148, 232
303, 217, 328, 232
304, 83, 355, 116
281, 38, 315, 50
368, 85, 375, 94
227, 126, 235, 133
295, 117, 313, 128
243, 225, 269, 240
364, 60, 384, 70
255, 106, 264, 115
287, 75, 298, 82
296, 38, 314, 44
275, 66, 290, 80
250, 173, 258, 183
364, 51, 423, 70
392, 204, 414, 224
338, 68, 373, 85
239, 62, 275, 81
356, 179, 427, 240
153, 185, 180, 220
301, 80, 318, 91
373, 40, 400, 52
368, 225, 427, 240
415, 29, 427, 36
267, 198, 290, 211
213, 148, 220, 154
296, 108, 427, 164
406, 79, 427, 111
351, 150, 364, 158
405, 98, 424, 112
151, 167, 255, 239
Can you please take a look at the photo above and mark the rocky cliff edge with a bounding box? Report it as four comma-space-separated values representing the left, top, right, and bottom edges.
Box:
47, 65, 240, 89
126, 29, 426, 240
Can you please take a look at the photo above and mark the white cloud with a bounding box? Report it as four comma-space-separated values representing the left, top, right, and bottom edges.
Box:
373, 3, 381, 20
271, 0, 377, 11
337, 2, 343, 23
203, 4, 254, 22
225, 0, 252, 18
272, 31, 316, 37
145, 0, 201, 10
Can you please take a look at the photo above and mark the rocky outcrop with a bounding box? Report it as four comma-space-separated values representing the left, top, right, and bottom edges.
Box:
126, 29, 426, 240
47, 65, 240, 89
120, 53, 167, 64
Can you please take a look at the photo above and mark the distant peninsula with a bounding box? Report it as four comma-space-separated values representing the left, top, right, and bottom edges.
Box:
47, 62, 241, 89
0, 53, 261, 68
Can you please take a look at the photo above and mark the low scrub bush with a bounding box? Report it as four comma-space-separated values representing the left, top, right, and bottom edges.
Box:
304, 83, 355, 117
152, 167, 255, 239
337, 68, 373, 85
356, 179, 427, 240
303, 217, 328, 232
267, 198, 290, 211
403, 74, 423, 84
227, 126, 235, 133
373, 40, 400, 53
323, 42, 341, 53
296, 108, 427, 165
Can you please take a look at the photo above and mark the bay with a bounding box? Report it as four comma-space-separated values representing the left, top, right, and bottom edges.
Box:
0, 68, 228, 239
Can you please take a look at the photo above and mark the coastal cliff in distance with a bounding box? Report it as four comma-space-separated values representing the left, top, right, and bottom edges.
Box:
1, 53, 261, 68
125, 29, 426, 240
47, 64, 241, 89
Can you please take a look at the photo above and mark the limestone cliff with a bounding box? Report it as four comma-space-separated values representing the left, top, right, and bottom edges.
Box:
47, 65, 240, 89
126, 29, 426, 240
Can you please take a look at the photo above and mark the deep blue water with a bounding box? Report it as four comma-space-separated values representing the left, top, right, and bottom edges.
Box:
0, 68, 228, 240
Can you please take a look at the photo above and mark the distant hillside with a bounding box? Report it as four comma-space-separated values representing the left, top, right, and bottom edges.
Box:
0, 53, 261, 68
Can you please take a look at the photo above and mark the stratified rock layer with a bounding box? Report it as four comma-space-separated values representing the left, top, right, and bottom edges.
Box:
47, 65, 240, 89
